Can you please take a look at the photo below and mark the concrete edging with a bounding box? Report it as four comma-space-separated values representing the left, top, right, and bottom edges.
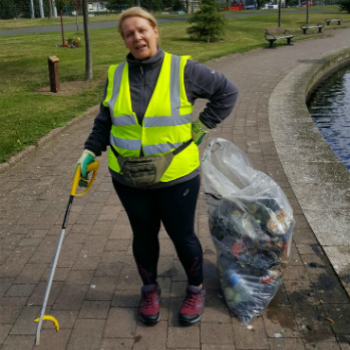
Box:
269, 47, 350, 296
0, 105, 99, 175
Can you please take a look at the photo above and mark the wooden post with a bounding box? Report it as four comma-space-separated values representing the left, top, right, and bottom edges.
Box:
48, 56, 60, 93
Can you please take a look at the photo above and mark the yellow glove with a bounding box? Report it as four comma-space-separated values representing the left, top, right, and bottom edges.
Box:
192, 119, 210, 145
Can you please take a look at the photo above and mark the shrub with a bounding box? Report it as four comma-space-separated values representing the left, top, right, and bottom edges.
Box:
0, 0, 18, 19
186, 0, 227, 43
339, 0, 350, 13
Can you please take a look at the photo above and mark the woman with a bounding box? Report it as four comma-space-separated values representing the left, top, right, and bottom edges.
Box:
77, 7, 238, 325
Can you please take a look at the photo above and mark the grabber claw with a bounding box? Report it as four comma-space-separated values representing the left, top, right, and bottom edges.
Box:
34, 315, 59, 331
34, 315, 59, 345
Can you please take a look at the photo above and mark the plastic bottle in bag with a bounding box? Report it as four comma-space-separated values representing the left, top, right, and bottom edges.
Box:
224, 270, 254, 305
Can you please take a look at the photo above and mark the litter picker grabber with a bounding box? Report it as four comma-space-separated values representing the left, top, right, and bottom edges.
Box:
34, 161, 99, 346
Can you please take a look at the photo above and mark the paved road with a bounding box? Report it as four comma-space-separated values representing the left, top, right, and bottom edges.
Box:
0, 28, 350, 350
0, 8, 337, 36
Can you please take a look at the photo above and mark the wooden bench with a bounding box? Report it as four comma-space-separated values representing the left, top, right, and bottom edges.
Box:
265, 27, 294, 48
326, 18, 341, 25
300, 23, 324, 34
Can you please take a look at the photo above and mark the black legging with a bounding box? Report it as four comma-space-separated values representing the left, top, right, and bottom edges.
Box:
112, 175, 203, 287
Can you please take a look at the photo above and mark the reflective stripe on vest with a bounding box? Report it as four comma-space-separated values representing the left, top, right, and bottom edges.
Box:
103, 52, 200, 182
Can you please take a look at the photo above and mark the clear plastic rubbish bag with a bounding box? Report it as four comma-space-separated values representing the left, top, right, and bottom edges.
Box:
202, 138, 295, 325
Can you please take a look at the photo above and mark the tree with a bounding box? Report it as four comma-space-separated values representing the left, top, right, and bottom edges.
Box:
256, 0, 268, 9
140, 0, 162, 11
14, 0, 34, 18
187, 0, 226, 42
0, 0, 18, 19
2, 0, 47, 19
173, 0, 184, 11
339, 0, 350, 12
106, 0, 133, 12
70, 0, 81, 32
56, 0, 70, 45
185, 0, 189, 12
161, 0, 184, 12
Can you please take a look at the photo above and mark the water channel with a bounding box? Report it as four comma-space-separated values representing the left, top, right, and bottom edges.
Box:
308, 64, 350, 170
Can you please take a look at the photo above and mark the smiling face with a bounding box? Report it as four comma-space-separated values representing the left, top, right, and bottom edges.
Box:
121, 16, 159, 60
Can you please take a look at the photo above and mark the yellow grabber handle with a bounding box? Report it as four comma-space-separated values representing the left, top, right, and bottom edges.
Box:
71, 161, 99, 197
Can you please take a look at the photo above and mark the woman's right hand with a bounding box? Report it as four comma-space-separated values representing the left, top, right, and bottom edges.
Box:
76, 150, 96, 187
192, 119, 210, 145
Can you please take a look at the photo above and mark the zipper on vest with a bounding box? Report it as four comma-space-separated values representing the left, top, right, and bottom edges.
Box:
140, 66, 145, 118
139, 66, 144, 116
140, 66, 144, 156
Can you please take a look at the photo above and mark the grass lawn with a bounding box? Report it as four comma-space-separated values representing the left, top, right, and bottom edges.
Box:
0, 12, 189, 30
1, 9, 350, 163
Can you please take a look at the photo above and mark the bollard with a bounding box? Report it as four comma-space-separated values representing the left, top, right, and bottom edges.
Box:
48, 56, 60, 93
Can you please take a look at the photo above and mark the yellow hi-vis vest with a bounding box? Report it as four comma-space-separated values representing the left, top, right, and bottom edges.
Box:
103, 52, 200, 182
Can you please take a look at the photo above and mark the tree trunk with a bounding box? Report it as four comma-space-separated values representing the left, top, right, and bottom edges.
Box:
30, 0, 35, 18
52, 0, 58, 17
47, 0, 52, 19
83, 0, 93, 80
278, 0, 281, 27
48, 0, 53, 19
39, 0, 44, 18
60, 10, 65, 46
76, 7, 79, 32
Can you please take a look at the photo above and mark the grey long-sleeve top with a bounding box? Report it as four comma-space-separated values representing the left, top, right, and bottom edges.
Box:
85, 49, 239, 188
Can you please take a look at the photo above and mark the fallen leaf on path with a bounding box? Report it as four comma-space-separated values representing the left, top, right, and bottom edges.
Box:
324, 317, 335, 324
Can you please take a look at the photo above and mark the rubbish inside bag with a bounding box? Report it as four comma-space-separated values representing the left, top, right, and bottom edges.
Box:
202, 138, 295, 325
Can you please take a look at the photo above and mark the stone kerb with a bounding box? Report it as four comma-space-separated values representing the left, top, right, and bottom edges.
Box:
269, 47, 350, 297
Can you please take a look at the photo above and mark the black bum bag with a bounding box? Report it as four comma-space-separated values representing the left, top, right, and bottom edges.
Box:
110, 140, 192, 188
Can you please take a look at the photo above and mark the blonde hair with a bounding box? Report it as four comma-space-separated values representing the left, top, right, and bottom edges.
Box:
118, 7, 158, 39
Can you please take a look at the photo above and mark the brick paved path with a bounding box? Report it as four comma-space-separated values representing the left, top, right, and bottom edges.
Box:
1, 29, 350, 350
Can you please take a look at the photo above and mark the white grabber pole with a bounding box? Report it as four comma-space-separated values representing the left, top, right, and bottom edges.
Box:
34, 161, 99, 346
